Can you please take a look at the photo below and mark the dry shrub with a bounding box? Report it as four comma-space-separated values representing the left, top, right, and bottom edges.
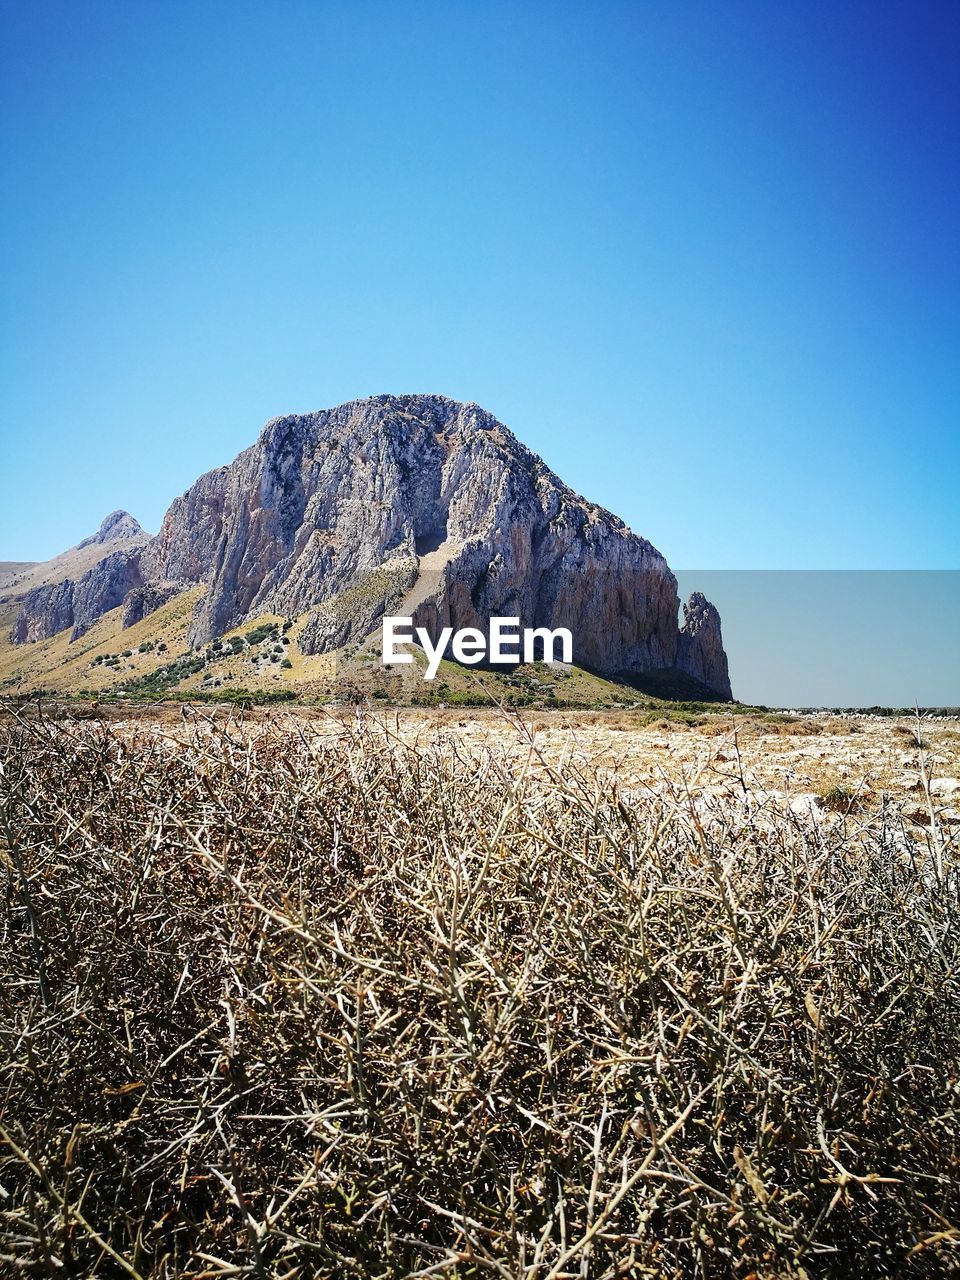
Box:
816, 782, 862, 814
894, 724, 928, 750
698, 718, 737, 738
820, 718, 863, 735
1, 711, 958, 1278
762, 718, 824, 737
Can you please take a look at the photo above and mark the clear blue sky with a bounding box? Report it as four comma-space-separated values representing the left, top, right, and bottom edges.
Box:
1, 0, 958, 568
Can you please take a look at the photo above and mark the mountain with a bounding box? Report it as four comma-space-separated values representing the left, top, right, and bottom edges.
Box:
3, 511, 152, 643
76, 510, 146, 547
4, 395, 732, 699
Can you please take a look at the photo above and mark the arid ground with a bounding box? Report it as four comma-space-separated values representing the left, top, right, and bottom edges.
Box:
11, 702, 957, 820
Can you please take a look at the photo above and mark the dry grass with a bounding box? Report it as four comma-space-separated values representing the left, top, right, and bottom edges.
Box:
1, 710, 959, 1278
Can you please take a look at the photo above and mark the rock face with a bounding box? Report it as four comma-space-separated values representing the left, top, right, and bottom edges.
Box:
10, 396, 733, 698
121, 580, 190, 629
146, 396, 682, 671
10, 580, 76, 644
677, 592, 732, 701
12, 549, 144, 643
69, 550, 144, 640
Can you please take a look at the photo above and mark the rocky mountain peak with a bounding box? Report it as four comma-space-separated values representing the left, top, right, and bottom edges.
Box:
78, 510, 145, 548
10, 396, 733, 699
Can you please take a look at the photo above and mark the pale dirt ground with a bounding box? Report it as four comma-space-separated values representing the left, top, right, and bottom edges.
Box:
20, 705, 958, 830
350, 709, 960, 827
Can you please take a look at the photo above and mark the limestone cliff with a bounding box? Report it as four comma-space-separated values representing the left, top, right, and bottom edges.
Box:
12, 549, 143, 643
10, 580, 76, 644
121, 580, 191, 629
10, 396, 733, 698
677, 592, 732, 701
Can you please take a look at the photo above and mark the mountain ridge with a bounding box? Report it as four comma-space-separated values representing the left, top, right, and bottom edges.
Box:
6, 395, 732, 699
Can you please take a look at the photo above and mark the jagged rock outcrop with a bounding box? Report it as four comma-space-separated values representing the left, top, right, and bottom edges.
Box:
12, 548, 144, 643
677, 592, 732, 700
10, 396, 733, 698
69, 549, 145, 639
121, 580, 190, 629
10, 580, 76, 644
77, 510, 145, 547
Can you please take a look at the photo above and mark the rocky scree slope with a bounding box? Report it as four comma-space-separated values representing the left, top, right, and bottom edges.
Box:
9, 396, 732, 698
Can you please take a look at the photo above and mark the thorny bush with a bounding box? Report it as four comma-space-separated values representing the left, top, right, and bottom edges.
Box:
1, 709, 958, 1278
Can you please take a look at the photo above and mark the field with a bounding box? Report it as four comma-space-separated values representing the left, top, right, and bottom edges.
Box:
1, 705, 959, 1278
